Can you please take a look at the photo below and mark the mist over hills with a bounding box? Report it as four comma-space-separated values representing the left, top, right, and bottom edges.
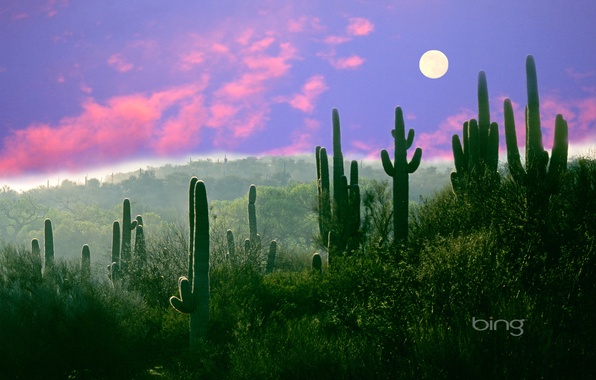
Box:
0, 155, 451, 262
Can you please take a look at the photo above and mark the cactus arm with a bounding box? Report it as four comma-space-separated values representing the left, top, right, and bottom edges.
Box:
332, 108, 345, 203
380, 149, 395, 176
452, 135, 466, 175
547, 114, 569, 182
170, 276, 195, 313
487, 122, 499, 172
525, 55, 544, 158
406, 129, 415, 149
503, 98, 525, 183
407, 148, 422, 173
467, 119, 480, 173
477, 71, 490, 130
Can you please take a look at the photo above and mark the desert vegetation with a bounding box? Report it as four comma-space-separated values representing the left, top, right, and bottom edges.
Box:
0, 56, 594, 379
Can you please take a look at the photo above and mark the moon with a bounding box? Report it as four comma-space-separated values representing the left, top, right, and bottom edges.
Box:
419, 50, 449, 79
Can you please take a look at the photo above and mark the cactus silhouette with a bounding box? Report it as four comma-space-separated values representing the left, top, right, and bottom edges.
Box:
31, 238, 40, 258
347, 160, 361, 253
43, 219, 54, 275
451, 71, 499, 198
81, 244, 91, 280
226, 229, 235, 263
120, 199, 137, 272
134, 223, 146, 270
265, 240, 277, 274
315, 109, 361, 261
109, 221, 120, 282
311, 252, 322, 274
315, 146, 331, 247
503, 55, 568, 219
381, 106, 422, 246
170, 177, 210, 349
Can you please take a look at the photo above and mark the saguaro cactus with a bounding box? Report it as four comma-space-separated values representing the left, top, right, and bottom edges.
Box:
31, 238, 40, 258
133, 215, 146, 270
81, 244, 91, 280
265, 240, 277, 274
170, 177, 210, 349
347, 160, 361, 253
226, 230, 235, 263
381, 106, 423, 246
120, 199, 138, 271
315, 109, 361, 260
109, 221, 120, 281
43, 219, 54, 274
503, 55, 569, 218
451, 71, 500, 198
248, 185, 258, 244
315, 146, 331, 247
311, 252, 322, 274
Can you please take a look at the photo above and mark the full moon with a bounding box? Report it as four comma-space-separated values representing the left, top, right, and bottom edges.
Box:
419, 50, 449, 79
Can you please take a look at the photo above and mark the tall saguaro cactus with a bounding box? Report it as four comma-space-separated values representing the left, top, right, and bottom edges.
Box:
503, 55, 569, 219
451, 71, 500, 198
315, 146, 331, 247
170, 177, 210, 349
315, 109, 361, 261
120, 199, 138, 271
381, 106, 423, 246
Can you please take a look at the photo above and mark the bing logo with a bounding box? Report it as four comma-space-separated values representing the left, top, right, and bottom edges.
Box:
472, 317, 525, 337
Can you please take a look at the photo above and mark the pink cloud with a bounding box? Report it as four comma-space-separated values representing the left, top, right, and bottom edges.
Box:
346, 17, 374, 36
282, 75, 328, 113
324, 35, 352, 45
330, 55, 365, 70
0, 83, 207, 176
287, 16, 324, 33
107, 53, 134, 73
179, 51, 205, 70
417, 108, 475, 160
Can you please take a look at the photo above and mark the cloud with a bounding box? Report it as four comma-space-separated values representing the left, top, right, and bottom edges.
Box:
329, 55, 365, 70
280, 75, 328, 113
107, 53, 134, 73
0, 82, 208, 176
346, 17, 374, 36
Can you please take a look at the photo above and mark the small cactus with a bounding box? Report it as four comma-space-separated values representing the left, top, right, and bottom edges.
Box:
81, 245, 91, 280
109, 221, 120, 282
226, 230, 235, 263
43, 219, 54, 275
311, 253, 322, 274
265, 240, 277, 274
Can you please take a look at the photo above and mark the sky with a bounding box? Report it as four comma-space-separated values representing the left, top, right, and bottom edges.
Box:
1, 0, 596, 189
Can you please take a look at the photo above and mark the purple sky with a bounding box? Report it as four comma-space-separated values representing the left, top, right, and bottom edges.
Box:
1, 0, 595, 187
